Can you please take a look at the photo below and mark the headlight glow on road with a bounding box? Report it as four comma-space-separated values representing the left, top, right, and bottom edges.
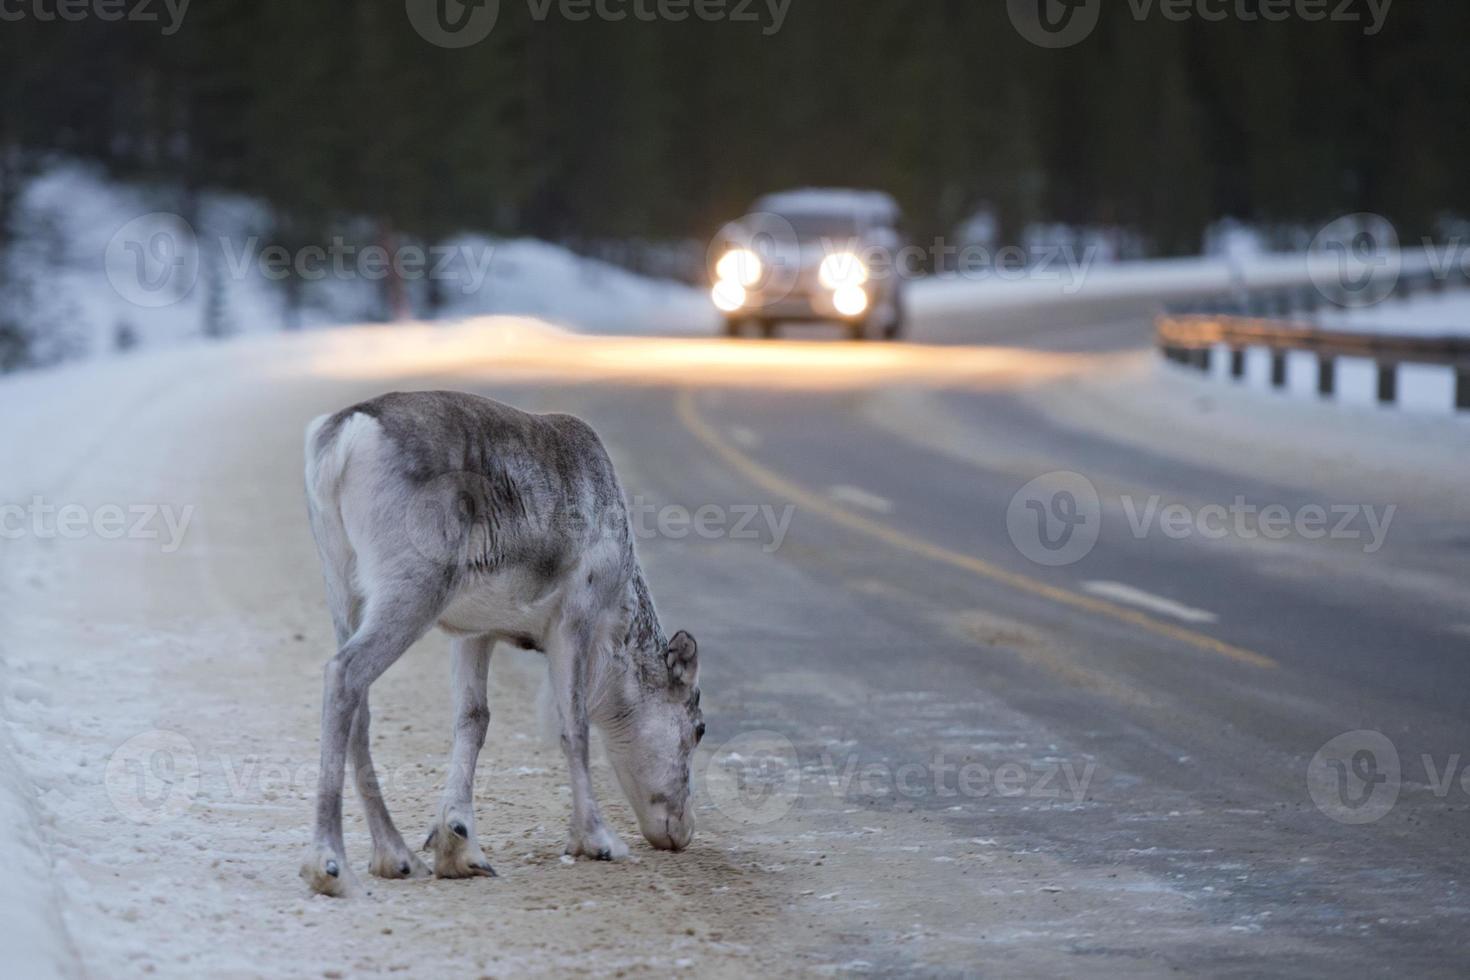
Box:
819, 252, 869, 290
832, 284, 869, 317
716, 248, 763, 288
712, 279, 747, 312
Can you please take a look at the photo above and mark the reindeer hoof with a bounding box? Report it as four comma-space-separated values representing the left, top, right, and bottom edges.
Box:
370, 848, 430, 880
300, 847, 360, 898
427, 814, 497, 879
565, 825, 629, 862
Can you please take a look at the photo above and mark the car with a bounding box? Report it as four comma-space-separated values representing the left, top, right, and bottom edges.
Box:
710, 188, 906, 340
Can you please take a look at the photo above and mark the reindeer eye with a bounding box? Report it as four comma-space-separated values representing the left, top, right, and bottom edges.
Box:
695, 722, 706, 743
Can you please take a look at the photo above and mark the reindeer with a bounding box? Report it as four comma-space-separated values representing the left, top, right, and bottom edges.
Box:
299, 390, 705, 897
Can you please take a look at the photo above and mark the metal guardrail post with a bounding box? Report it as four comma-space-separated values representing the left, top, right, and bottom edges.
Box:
1458, 369, 1470, 412
1318, 356, 1336, 397
1376, 363, 1397, 404
1230, 348, 1245, 380
1271, 351, 1287, 389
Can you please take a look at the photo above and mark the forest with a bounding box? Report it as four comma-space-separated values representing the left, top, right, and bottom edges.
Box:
1, 0, 1467, 260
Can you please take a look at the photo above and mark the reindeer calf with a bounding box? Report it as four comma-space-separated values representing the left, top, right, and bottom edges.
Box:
300, 390, 704, 897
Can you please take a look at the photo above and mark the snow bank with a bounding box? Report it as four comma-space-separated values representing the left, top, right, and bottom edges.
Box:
0, 735, 75, 979
1316, 288, 1470, 337
910, 249, 1455, 318
1, 160, 714, 368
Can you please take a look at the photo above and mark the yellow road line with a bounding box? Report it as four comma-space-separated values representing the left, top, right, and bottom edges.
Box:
674, 388, 1277, 671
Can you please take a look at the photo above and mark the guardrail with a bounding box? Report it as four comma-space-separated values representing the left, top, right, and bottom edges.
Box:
1156, 271, 1470, 415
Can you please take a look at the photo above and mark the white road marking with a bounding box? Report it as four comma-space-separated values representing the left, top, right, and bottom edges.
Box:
728, 426, 762, 449
1081, 581, 1219, 625
827, 484, 895, 514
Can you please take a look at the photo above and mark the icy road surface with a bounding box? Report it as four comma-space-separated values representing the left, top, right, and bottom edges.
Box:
2, 316, 1468, 977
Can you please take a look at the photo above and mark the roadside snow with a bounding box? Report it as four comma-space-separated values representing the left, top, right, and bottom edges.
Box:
1316, 289, 1470, 336
909, 249, 1461, 319
0, 735, 74, 979
2, 160, 714, 367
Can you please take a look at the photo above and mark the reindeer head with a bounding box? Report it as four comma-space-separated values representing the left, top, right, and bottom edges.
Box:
605, 630, 704, 851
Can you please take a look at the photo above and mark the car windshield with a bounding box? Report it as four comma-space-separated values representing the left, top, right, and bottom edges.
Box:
784, 212, 861, 243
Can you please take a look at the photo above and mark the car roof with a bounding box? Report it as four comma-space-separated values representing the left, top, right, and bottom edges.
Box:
751, 188, 901, 224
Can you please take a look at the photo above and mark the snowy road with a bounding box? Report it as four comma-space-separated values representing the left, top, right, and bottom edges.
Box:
2, 310, 1469, 976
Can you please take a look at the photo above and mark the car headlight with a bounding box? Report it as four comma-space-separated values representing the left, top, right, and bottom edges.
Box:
832, 284, 869, 317
716, 249, 763, 288
712, 280, 747, 313
819, 252, 869, 290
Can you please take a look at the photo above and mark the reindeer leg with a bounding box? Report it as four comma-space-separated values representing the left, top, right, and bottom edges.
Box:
548, 618, 627, 861
302, 591, 440, 897
426, 635, 498, 878
352, 694, 430, 881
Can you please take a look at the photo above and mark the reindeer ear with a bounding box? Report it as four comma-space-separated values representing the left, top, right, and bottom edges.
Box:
665, 630, 699, 688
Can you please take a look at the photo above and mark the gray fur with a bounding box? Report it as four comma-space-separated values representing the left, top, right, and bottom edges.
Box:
300, 391, 703, 897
